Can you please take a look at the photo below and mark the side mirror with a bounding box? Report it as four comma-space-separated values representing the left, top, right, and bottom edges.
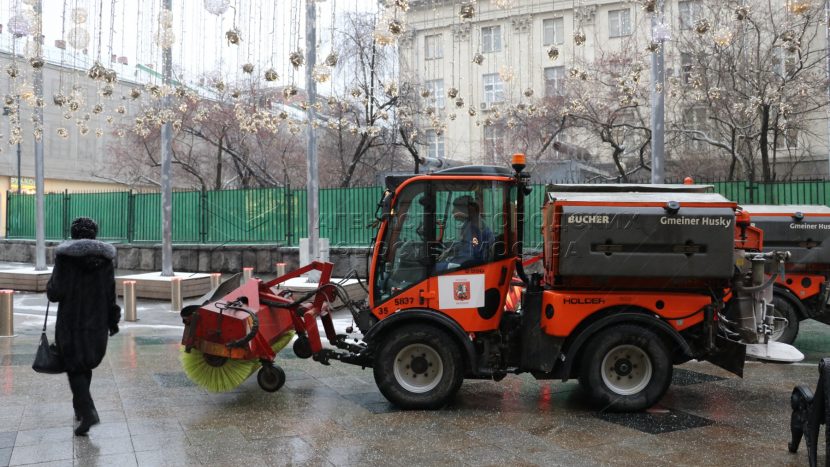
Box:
379, 190, 394, 220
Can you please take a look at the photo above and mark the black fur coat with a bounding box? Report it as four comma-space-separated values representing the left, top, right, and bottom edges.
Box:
47, 239, 121, 373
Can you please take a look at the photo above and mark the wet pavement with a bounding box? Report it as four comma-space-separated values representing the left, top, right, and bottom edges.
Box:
0, 273, 828, 466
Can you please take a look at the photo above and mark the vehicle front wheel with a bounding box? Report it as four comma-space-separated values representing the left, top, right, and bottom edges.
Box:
373, 324, 464, 410
769, 295, 800, 344
578, 324, 672, 412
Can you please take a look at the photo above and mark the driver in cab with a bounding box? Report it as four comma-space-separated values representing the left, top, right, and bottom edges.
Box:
436, 195, 494, 272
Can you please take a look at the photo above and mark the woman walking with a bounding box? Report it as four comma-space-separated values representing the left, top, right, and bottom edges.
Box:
47, 217, 121, 436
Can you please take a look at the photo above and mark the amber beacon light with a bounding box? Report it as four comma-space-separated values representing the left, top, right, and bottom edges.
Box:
512, 153, 526, 173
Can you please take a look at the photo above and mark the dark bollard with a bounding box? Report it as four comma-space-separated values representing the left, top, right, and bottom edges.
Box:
789, 357, 830, 467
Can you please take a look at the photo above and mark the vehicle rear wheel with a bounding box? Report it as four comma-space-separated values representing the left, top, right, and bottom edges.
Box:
578, 324, 672, 412
769, 295, 799, 344
373, 324, 464, 410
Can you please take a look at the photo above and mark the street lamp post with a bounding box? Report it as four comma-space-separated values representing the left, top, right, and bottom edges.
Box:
650, 0, 668, 184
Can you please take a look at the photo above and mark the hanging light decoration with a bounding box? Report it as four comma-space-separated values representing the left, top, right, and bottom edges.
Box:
351, 88, 362, 98
788, 0, 811, 14
53, 94, 66, 106
88, 61, 107, 80
735, 5, 749, 20
324, 51, 339, 67
447, 87, 459, 99
101, 85, 114, 97
226, 29, 241, 45
242, 63, 254, 74
283, 85, 298, 98
155, 29, 176, 49
57, 128, 69, 139
289, 50, 304, 69
29, 57, 44, 69
495, 0, 513, 8
8, 15, 32, 37
523, 88, 534, 98
547, 46, 559, 61
204, 0, 230, 15
695, 19, 710, 34
499, 66, 514, 82
420, 88, 431, 98
156, 9, 175, 49
67, 27, 90, 49
6, 65, 19, 78
459, 2, 475, 19
264, 68, 279, 81
472, 52, 484, 65
71, 7, 88, 24
574, 31, 586, 46
312, 64, 331, 83
387, 18, 404, 36
130, 88, 141, 99
455, 97, 464, 108
714, 29, 733, 46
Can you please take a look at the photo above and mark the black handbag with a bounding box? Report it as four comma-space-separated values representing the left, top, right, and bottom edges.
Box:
32, 302, 64, 374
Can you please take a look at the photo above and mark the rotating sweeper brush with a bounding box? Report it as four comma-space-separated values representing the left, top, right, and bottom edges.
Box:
180, 264, 343, 393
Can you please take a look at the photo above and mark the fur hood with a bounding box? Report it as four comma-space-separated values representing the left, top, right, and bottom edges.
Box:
55, 239, 116, 260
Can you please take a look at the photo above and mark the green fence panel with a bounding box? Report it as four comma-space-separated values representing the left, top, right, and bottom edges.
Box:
320, 186, 380, 247
67, 192, 129, 242
7, 193, 33, 239
173, 191, 202, 243
132, 192, 161, 242
7, 179, 830, 247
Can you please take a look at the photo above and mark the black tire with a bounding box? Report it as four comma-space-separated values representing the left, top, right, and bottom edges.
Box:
770, 295, 800, 344
373, 324, 464, 410
257, 364, 286, 392
578, 324, 672, 412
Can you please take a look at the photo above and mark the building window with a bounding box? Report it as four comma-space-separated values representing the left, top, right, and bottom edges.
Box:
680, 52, 693, 84
776, 127, 799, 150
678, 0, 702, 30
608, 9, 632, 38
684, 107, 707, 151
544, 66, 565, 97
543, 18, 564, 45
425, 34, 443, 60
482, 73, 504, 104
773, 47, 797, 78
481, 25, 502, 53
484, 126, 502, 161
426, 130, 445, 159
425, 79, 445, 109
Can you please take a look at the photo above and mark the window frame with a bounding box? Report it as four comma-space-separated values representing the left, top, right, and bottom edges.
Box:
544, 66, 566, 97
608, 9, 632, 38
425, 34, 443, 60
481, 25, 502, 53
482, 73, 505, 104
542, 17, 565, 46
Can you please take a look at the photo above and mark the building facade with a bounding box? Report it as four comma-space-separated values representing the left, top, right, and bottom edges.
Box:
400, 0, 830, 179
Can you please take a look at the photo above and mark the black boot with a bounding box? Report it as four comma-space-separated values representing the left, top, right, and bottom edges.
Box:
74, 409, 81, 422
74, 408, 99, 436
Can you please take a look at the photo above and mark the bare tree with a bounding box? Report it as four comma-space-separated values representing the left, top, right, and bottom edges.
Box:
669, 0, 830, 181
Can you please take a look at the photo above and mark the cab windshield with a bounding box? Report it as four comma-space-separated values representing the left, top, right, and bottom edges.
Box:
373, 179, 515, 304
